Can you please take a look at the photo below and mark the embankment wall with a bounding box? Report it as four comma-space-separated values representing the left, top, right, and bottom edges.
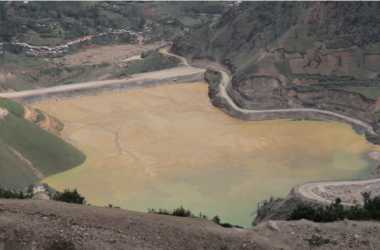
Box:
10, 73, 203, 106
212, 94, 372, 133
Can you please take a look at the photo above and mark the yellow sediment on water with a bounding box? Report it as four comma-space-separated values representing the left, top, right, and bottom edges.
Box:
34, 82, 380, 228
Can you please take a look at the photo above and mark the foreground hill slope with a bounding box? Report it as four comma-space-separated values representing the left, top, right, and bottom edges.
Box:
0, 97, 86, 190
0, 198, 379, 250
172, 1, 380, 133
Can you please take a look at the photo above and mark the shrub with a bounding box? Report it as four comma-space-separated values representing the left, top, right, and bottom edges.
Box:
50, 188, 86, 204
288, 192, 380, 222
0, 187, 32, 199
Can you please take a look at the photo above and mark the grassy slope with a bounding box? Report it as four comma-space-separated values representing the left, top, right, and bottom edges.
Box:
0, 113, 86, 177
0, 98, 86, 189
0, 142, 39, 190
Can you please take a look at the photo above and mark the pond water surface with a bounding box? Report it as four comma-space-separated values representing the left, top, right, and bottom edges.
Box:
34, 82, 380, 228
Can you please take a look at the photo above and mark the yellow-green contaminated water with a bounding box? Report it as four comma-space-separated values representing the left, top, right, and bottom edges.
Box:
34, 82, 380, 228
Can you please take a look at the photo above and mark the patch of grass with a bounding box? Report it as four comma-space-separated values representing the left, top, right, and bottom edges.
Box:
274, 60, 292, 77
325, 36, 355, 49
52, 115, 64, 131
0, 113, 86, 180
0, 51, 46, 70
0, 141, 39, 190
99, 10, 124, 20
107, 49, 180, 79
0, 97, 24, 117
306, 235, 337, 246
35, 109, 45, 123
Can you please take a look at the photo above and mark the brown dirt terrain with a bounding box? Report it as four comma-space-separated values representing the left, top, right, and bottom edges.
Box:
1, 199, 380, 250
60, 42, 165, 66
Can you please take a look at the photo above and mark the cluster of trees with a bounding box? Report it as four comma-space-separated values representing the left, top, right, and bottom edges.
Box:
0, 187, 32, 199
365, 132, 380, 146
288, 192, 380, 222
50, 188, 86, 205
148, 206, 194, 217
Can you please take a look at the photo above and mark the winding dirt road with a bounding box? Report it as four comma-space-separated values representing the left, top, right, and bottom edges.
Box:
1, 46, 380, 205
163, 50, 380, 205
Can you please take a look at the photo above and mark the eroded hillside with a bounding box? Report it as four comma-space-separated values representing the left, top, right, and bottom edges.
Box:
172, 2, 380, 132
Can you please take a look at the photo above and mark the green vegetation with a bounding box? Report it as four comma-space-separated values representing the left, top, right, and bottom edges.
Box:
0, 97, 24, 117
148, 206, 194, 217
0, 98, 86, 190
365, 132, 380, 145
204, 69, 222, 98
0, 187, 33, 199
306, 235, 337, 247
50, 188, 86, 205
288, 192, 380, 222
0, 112, 86, 177
108, 49, 180, 79
0, 141, 39, 190
148, 206, 243, 228
35, 109, 45, 122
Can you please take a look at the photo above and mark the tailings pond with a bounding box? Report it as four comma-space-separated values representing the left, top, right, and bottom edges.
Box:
34, 82, 380, 228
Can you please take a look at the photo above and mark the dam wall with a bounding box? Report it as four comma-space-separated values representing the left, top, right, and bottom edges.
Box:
10, 72, 204, 106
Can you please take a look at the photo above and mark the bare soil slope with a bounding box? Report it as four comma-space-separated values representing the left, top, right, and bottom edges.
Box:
1, 199, 380, 250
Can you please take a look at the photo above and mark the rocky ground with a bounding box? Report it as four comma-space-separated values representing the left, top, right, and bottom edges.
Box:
1, 199, 380, 250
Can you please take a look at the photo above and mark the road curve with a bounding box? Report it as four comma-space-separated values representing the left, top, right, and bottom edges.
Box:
297, 178, 380, 206
163, 49, 380, 205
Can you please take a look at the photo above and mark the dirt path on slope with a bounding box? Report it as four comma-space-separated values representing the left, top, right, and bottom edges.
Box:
0, 107, 8, 119
9, 146, 45, 180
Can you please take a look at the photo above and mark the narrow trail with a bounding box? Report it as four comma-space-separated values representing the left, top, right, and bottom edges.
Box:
9, 146, 45, 180
0, 107, 8, 119
22, 105, 32, 120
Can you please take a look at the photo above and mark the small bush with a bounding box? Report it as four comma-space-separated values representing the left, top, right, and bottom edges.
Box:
306, 235, 337, 246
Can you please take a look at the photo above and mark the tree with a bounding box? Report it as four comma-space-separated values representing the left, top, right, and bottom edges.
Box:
50, 188, 86, 204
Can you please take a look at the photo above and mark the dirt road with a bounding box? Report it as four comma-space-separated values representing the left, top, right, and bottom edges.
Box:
296, 178, 380, 206
0, 67, 205, 99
